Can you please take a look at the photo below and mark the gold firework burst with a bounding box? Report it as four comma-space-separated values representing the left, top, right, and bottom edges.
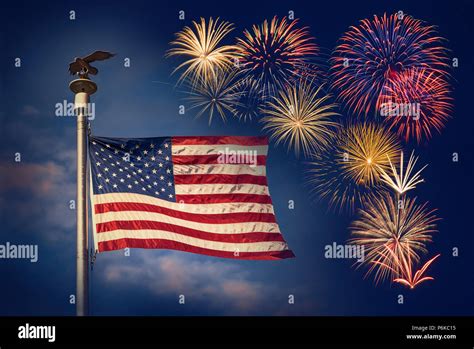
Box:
349, 193, 438, 284
307, 140, 386, 214
379, 151, 427, 195
185, 68, 243, 125
167, 17, 237, 83
261, 80, 339, 156
338, 124, 401, 186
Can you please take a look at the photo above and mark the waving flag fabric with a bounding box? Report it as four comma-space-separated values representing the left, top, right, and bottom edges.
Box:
89, 136, 294, 260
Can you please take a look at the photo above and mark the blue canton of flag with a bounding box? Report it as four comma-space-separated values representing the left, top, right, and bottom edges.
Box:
89, 136, 176, 202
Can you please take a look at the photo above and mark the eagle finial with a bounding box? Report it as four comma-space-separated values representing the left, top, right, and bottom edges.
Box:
69, 50, 115, 79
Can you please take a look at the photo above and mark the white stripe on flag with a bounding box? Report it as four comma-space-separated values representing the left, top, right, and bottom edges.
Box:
172, 144, 268, 156
174, 183, 269, 195
94, 210, 280, 234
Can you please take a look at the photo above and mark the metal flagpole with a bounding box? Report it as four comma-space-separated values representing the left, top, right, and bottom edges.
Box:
69, 77, 97, 316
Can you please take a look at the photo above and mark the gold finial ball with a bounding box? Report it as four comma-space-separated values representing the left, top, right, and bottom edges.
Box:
69, 78, 98, 95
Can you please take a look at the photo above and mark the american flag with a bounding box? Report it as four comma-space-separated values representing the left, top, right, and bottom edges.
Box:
89, 136, 294, 260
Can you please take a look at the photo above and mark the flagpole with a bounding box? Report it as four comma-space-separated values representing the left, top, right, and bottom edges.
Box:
69, 77, 97, 316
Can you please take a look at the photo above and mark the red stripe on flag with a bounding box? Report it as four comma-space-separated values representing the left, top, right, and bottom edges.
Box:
96, 220, 284, 243
98, 238, 295, 260
175, 194, 273, 204
95, 202, 276, 223
172, 136, 268, 146
172, 154, 266, 166
174, 174, 268, 186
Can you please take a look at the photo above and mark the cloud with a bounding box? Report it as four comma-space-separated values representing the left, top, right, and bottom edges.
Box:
1, 162, 65, 196
0, 159, 76, 242
0, 104, 78, 243
100, 251, 274, 314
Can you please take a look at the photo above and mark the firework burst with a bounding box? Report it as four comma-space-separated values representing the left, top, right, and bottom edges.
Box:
232, 78, 263, 121
261, 80, 339, 156
338, 123, 401, 186
167, 17, 237, 83
380, 68, 453, 143
236, 16, 319, 96
307, 123, 399, 213
393, 253, 440, 289
349, 194, 438, 284
307, 144, 385, 213
379, 151, 427, 195
331, 13, 450, 116
185, 68, 243, 124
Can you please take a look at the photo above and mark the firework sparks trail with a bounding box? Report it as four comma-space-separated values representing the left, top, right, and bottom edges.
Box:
392, 253, 440, 289
379, 151, 427, 195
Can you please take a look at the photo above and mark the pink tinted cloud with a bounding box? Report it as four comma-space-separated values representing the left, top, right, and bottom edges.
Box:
101, 252, 271, 314
1, 162, 65, 196
0, 160, 76, 241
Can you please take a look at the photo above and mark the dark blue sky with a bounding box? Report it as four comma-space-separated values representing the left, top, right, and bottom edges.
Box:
1, 0, 473, 316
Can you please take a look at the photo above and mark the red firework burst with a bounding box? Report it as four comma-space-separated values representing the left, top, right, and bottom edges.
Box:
331, 12, 450, 116
380, 68, 453, 143
236, 16, 318, 95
